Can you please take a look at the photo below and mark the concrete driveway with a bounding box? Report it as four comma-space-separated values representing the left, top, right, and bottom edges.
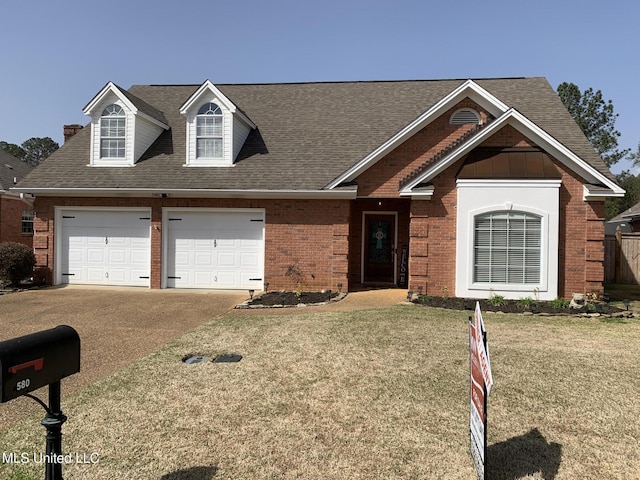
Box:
0, 286, 247, 426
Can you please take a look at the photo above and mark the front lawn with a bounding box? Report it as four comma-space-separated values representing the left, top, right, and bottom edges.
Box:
1, 306, 638, 479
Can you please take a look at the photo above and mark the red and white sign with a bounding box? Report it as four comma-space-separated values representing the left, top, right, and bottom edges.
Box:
469, 301, 492, 479
473, 302, 493, 394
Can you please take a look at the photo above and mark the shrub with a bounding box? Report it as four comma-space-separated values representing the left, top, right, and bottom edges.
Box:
0, 242, 36, 287
517, 296, 536, 309
487, 293, 506, 307
548, 297, 570, 310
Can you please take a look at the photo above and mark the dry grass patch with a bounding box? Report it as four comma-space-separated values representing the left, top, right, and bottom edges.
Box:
0, 306, 639, 479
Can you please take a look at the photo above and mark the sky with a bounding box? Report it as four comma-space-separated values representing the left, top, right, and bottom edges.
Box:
1, 0, 638, 173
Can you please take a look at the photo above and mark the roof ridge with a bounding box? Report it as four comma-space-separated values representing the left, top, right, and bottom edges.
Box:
141, 77, 536, 88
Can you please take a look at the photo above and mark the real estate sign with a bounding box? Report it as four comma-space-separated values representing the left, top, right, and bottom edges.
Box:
469, 302, 492, 480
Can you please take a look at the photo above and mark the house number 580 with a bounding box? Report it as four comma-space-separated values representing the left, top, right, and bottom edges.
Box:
16, 379, 31, 391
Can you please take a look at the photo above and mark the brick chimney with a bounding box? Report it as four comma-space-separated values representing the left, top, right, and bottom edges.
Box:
63, 124, 84, 143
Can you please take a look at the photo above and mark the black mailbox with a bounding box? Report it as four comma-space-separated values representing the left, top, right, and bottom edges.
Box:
0, 325, 80, 403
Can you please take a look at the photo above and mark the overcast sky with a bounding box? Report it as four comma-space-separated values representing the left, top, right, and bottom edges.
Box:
1, 0, 637, 173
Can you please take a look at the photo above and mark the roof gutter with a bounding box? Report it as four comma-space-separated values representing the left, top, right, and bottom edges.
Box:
9, 187, 358, 200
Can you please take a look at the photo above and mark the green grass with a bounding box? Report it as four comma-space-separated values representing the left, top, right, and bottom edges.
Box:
1, 305, 639, 479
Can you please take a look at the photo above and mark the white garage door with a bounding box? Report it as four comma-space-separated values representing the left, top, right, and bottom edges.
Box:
59, 209, 151, 287
165, 210, 264, 289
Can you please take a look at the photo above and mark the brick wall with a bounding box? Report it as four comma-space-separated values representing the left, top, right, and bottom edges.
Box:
355, 115, 607, 299
32, 196, 349, 291
558, 168, 606, 297
357, 100, 491, 198
0, 196, 33, 248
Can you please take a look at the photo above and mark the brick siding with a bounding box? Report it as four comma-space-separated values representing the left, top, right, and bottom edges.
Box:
0, 196, 33, 248
32, 196, 349, 291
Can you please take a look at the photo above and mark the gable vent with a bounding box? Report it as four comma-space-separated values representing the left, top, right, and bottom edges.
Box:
450, 108, 481, 125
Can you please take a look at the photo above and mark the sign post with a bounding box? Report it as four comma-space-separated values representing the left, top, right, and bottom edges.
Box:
469, 302, 492, 479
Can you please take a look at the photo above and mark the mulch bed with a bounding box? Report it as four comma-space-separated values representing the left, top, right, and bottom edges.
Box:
240, 291, 342, 307
413, 296, 630, 316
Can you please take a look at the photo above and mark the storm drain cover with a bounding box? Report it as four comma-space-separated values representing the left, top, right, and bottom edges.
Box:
213, 354, 243, 363
182, 355, 209, 364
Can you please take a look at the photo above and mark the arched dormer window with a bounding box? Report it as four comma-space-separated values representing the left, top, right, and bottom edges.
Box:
100, 104, 126, 158
450, 108, 481, 125
196, 103, 223, 158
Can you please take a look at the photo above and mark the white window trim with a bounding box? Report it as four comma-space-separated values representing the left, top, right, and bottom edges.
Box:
471, 210, 545, 289
184, 97, 233, 167
100, 104, 126, 160
196, 103, 224, 160
22, 210, 34, 235
89, 100, 135, 167
465, 205, 551, 297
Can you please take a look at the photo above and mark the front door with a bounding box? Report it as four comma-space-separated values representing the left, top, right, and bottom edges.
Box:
363, 213, 396, 284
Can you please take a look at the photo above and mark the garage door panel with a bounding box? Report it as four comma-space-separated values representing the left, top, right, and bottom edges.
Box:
241, 253, 260, 268
195, 252, 214, 266
60, 210, 150, 287
87, 268, 105, 283
217, 252, 236, 267
87, 248, 107, 263
166, 210, 264, 289
108, 269, 126, 283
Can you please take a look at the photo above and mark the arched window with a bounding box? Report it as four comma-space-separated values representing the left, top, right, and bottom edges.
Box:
196, 102, 223, 158
100, 104, 126, 158
450, 108, 481, 125
474, 211, 541, 284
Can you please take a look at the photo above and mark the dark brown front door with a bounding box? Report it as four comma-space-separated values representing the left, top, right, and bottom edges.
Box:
363, 214, 396, 283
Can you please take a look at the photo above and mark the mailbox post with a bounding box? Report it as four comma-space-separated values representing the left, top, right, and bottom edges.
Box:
0, 325, 80, 480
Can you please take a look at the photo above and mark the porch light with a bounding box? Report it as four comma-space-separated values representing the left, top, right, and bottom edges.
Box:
337, 283, 343, 293
248, 289, 255, 299
264, 282, 269, 292
407, 291, 414, 301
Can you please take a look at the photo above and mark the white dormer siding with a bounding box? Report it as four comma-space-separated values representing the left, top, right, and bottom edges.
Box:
84, 82, 169, 167
233, 115, 252, 161
133, 115, 165, 163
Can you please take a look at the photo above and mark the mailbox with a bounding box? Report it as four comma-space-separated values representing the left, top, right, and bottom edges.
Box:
0, 325, 80, 403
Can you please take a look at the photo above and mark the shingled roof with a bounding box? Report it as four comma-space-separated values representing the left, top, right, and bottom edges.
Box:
15, 77, 616, 193
0, 149, 32, 192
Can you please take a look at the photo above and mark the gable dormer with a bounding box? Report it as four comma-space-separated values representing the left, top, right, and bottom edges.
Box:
180, 80, 256, 167
83, 82, 169, 167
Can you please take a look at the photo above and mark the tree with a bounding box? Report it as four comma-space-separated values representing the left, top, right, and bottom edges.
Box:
20, 137, 59, 166
0, 141, 26, 160
605, 170, 640, 220
557, 82, 629, 168
0, 137, 59, 166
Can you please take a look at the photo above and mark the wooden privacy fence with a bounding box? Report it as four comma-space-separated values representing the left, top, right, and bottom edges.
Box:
605, 230, 640, 284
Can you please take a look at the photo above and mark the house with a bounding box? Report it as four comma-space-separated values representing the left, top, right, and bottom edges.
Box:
0, 149, 34, 247
606, 204, 640, 235
13, 77, 624, 300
